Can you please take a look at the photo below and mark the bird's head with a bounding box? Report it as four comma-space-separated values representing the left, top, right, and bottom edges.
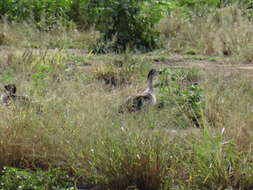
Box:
147, 69, 162, 80
4, 84, 17, 95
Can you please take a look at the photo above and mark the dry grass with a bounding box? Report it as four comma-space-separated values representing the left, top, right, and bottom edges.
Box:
0, 48, 252, 189
159, 6, 253, 63
0, 10, 253, 187
205, 72, 253, 151
0, 20, 99, 49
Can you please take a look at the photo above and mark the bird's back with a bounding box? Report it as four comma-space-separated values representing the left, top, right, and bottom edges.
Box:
1, 93, 30, 107
119, 91, 155, 113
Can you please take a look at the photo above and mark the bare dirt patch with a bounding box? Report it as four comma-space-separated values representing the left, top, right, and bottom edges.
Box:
152, 53, 253, 79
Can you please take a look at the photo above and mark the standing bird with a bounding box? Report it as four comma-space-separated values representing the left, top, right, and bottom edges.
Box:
119, 69, 160, 113
1, 84, 30, 107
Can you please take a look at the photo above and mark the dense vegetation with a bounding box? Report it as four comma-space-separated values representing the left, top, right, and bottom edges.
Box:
1, 0, 252, 51
0, 0, 253, 189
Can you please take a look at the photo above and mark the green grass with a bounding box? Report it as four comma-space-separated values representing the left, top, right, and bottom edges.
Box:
0, 48, 252, 189
0, 5, 253, 189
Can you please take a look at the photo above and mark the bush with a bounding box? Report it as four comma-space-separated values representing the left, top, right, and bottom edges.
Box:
0, 0, 72, 29
0, 0, 164, 51
88, 0, 161, 53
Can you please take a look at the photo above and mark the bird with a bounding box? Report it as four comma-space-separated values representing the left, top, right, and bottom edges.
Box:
119, 69, 161, 113
1, 84, 30, 107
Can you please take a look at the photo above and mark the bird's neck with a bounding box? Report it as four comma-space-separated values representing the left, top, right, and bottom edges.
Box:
147, 76, 154, 93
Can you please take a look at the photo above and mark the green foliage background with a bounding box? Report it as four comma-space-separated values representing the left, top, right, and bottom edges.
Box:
0, 0, 252, 51
1, 0, 252, 25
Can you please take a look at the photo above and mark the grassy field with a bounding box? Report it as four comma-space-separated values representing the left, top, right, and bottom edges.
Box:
0, 5, 253, 190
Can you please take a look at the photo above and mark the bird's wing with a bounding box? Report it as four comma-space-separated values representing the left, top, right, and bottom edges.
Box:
119, 93, 153, 113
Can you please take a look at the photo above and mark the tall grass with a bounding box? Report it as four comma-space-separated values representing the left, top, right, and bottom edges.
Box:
0, 20, 99, 49
159, 6, 253, 62
0, 50, 252, 189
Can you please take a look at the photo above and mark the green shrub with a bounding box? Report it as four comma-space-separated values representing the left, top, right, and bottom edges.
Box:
0, 167, 74, 190
88, 0, 161, 53
159, 67, 204, 127
0, 0, 73, 30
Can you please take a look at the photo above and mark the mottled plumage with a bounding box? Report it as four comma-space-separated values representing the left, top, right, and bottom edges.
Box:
119, 69, 160, 113
1, 84, 30, 107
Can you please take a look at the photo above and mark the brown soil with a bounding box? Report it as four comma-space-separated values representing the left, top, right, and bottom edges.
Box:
152, 53, 253, 78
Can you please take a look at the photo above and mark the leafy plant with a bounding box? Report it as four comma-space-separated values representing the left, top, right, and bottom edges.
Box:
88, 0, 161, 52
31, 63, 53, 96
159, 67, 204, 127
0, 167, 75, 190
0, 0, 72, 29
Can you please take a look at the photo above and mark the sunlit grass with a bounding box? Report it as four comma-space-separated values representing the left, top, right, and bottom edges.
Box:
159, 6, 253, 63
0, 49, 252, 189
